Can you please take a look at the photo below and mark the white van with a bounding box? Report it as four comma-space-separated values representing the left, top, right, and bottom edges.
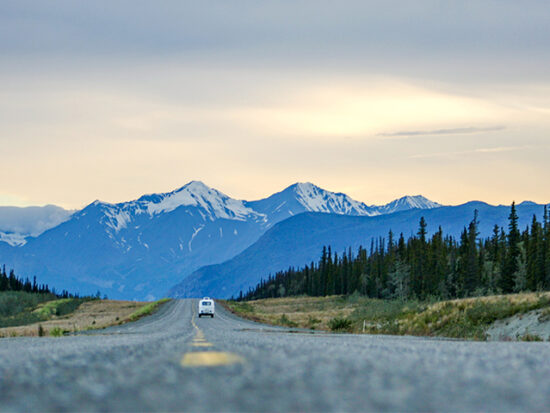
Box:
198, 297, 215, 318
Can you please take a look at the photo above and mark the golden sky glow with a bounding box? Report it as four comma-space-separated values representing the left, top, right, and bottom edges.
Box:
1, 2, 549, 209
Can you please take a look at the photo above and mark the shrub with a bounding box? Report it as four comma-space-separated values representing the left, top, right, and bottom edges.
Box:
307, 316, 321, 329
278, 314, 298, 327
329, 317, 353, 332
49, 327, 65, 337
518, 333, 543, 342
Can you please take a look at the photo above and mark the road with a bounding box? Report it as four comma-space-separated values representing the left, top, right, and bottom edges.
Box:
1, 299, 550, 412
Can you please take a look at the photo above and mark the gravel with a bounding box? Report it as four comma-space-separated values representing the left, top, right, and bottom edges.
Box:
486, 309, 550, 341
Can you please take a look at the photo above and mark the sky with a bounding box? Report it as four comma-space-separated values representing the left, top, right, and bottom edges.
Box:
1, 1, 549, 209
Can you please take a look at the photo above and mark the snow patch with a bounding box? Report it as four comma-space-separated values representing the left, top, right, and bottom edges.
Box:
102, 205, 132, 232
0, 232, 27, 246
188, 225, 204, 252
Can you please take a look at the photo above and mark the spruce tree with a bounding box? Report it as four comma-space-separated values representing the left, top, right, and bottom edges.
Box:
460, 211, 480, 296
544, 206, 550, 288
501, 202, 520, 293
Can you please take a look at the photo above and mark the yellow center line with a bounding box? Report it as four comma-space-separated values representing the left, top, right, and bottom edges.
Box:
191, 342, 214, 347
179, 300, 244, 367
181, 352, 244, 367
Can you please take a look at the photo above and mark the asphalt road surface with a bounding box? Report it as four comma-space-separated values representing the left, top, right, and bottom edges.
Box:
2, 299, 550, 412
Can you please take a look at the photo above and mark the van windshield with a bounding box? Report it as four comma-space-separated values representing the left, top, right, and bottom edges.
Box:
201, 301, 212, 306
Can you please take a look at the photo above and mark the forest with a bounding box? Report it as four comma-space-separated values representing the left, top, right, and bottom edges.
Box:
0, 265, 77, 299
239, 203, 550, 301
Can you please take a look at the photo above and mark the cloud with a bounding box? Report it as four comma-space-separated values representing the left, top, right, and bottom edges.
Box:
378, 126, 506, 138
1, 1, 549, 207
410, 145, 530, 160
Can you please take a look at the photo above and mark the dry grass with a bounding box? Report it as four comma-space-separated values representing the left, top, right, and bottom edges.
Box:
225, 295, 358, 330
224, 292, 550, 340
0, 300, 147, 337
394, 292, 550, 339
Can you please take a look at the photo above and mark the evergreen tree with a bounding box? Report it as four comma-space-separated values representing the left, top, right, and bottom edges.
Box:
463, 211, 480, 296
501, 202, 520, 293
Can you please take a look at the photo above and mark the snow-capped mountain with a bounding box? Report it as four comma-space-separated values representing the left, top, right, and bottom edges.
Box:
0, 181, 442, 300
247, 183, 375, 224
137, 181, 264, 221
247, 183, 442, 225
90, 181, 266, 236
0, 205, 73, 246
371, 195, 441, 215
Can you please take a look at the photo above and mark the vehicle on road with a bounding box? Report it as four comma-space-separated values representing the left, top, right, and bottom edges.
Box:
198, 297, 215, 318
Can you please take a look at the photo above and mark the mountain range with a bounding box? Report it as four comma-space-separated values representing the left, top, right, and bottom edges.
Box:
0, 182, 443, 300
0, 182, 546, 300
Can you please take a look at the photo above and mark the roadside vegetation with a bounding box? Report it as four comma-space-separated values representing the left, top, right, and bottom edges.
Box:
0, 264, 172, 338
0, 297, 171, 338
0, 291, 94, 335
224, 292, 550, 340
127, 298, 171, 322
1, 291, 95, 327
0, 291, 63, 328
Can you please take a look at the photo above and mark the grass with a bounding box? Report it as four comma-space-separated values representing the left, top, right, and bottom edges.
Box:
228, 301, 255, 314
34, 298, 86, 318
277, 314, 298, 327
0, 291, 89, 328
225, 292, 550, 340
396, 294, 550, 340
1, 298, 165, 338
126, 298, 171, 322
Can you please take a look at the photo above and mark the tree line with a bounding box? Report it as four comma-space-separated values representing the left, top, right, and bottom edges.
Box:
238, 203, 550, 301
0, 266, 80, 299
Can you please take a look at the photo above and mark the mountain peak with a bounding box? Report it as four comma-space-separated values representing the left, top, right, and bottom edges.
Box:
291, 181, 317, 190
178, 180, 211, 192
287, 182, 374, 216
379, 195, 441, 214
145, 181, 259, 221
